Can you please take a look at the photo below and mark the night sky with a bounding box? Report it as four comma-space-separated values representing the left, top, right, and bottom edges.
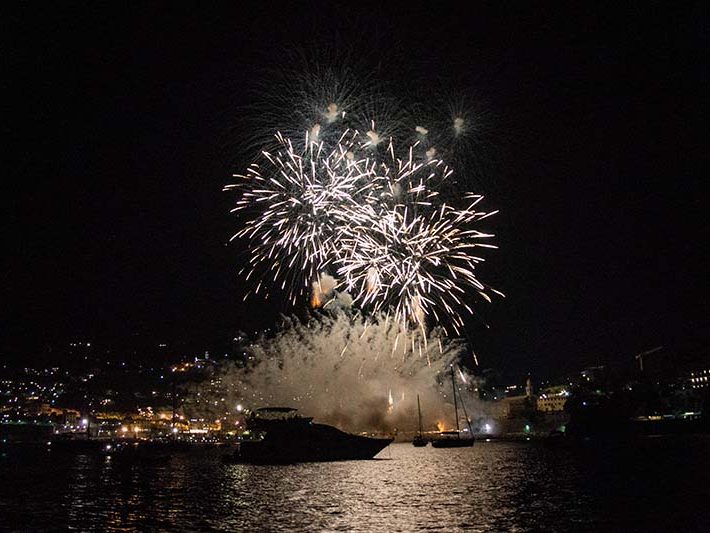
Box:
4, 3, 708, 378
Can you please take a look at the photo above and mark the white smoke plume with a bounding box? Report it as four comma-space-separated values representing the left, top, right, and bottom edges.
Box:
192, 310, 490, 434
311, 273, 353, 311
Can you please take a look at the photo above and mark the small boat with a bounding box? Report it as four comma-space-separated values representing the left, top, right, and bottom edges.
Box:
431, 430, 474, 448
49, 433, 106, 453
223, 407, 393, 464
412, 394, 428, 447
431, 366, 474, 448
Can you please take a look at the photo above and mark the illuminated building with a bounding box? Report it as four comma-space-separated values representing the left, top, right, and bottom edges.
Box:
688, 368, 710, 390
501, 377, 536, 418
536, 386, 570, 412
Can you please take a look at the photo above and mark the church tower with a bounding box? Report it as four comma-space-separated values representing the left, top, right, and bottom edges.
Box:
525, 375, 533, 397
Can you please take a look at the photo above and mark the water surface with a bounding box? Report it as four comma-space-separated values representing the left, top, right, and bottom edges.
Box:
2, 437, 710, 531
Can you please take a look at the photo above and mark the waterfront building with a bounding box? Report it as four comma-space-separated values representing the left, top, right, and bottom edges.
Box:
536, 385, 570, 412
501, 375, 537, 418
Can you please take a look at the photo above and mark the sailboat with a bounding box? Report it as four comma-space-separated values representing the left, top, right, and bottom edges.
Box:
412, 394, 428, 447
431, 366, 475, 448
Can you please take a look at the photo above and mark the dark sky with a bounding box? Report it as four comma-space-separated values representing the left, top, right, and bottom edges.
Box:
3, 2, 708, 378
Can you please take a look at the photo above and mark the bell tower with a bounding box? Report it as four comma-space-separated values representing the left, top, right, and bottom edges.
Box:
525, 375, 533, 397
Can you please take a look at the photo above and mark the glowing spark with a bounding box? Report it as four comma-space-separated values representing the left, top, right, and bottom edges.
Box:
324, 103, 340, 123
366, 129, 381, 146
453, 116, 465, 136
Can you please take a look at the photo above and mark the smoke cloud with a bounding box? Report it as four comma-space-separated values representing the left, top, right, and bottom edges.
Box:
193, 310, 495, 434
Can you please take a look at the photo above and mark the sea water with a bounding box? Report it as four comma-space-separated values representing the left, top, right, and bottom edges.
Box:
2, 437, 710, 531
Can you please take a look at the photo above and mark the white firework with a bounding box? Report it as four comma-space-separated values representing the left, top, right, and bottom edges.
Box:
227, 124, 500, 331
337, 194, 500, 336
226, 130, 371, 304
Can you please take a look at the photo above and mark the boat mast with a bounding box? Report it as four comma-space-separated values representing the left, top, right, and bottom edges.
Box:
417, 394, 423, 436
458, 380, 473, 435
451, 366, 460, 434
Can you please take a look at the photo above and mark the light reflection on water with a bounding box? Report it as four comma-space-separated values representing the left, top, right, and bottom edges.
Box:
2, 438, 710, 531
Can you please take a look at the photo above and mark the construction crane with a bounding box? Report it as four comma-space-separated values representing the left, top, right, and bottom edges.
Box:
635, 346, 663, 372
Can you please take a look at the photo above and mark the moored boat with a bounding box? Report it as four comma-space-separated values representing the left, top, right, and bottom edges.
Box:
431, 366, 475, 448
412, 394, 428, 447
223, 407, 393, 464
431, 430, 474, 448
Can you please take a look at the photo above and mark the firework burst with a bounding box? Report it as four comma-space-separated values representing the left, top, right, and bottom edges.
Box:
227, 62, 501, 333
226, 130, 372, 304
337, 195, 500, 336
